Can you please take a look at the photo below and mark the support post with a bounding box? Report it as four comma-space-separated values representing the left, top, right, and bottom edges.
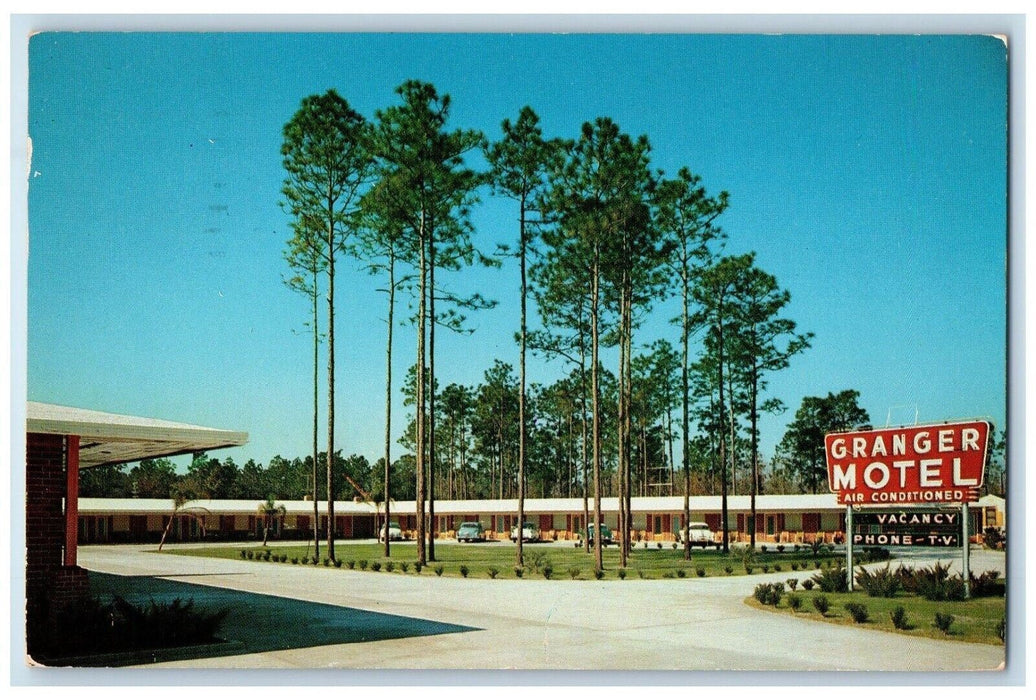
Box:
64, 435, 80, 567
962, 499, 970, 599
845, 504, 853, 592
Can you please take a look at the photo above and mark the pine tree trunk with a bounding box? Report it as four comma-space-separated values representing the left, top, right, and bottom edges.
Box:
383, 253, 395, 558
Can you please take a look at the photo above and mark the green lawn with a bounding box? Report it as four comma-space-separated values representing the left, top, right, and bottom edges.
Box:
166, 540, 837, 580
746, 588, 1006, 646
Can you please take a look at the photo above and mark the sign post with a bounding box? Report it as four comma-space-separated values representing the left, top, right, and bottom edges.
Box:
962, 500, 970, 598
846, 505, 854, 591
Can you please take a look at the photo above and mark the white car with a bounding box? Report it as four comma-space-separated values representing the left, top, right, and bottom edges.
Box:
379, 521, 403, 541
509, 522, 540, 543
686, 522, 717, 547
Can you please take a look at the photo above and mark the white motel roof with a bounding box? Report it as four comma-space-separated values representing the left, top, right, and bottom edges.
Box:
27, 401, 248, 469
76, 493, 1004, 517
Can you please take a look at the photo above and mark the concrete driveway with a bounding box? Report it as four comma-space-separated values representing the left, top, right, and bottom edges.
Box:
75, 543, 1006, 672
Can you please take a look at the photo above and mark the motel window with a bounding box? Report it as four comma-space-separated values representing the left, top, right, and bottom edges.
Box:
653, 516, 662, 535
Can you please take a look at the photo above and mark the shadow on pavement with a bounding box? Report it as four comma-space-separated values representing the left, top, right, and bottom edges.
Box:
87, 572, 480, 665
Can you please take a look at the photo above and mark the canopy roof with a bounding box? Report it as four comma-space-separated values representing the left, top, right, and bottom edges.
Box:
26, 401, 248, 468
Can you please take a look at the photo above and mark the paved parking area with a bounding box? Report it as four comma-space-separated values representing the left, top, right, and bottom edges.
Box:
75, 543, 1006, 672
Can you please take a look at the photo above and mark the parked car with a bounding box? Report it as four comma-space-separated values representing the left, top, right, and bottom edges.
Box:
585, 523, 614, 546
685, 521, 717, 547
456, 521, 486, 542
509, 522, 540, 542
379, 521, 403, 542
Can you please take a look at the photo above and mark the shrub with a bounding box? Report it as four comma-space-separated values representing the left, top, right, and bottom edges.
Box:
724, 565, 733, 575
934, 612, 954, 634
657, 542, 663, 549
676, 568, 687, 578
753, 582, 785, 606
574, 541, 581, 548
672, 542, 678, 549
385, 561, 395, 573
745, 565, 755, 574
913, 562, 967, 601
487, 566, 499, 579
618, 569, 627, 580
542, 565, 554, 580
662, 572, 675, 579
861, 547, 891, 563
760, 545, 768, 553
793, 544, 800, 552
970, 570, 1005, 598
568, 567, 581, 580
400, 562, 409, 573
844, 602, 869, 623
774, 564, 782, 572
787, 594, 802, 612
696, 568, 706, 578
246, 551, 254, 560
594, 569, 604, 580
802, 579, 815, 591
527, 551, 548, 574
358, 560, 368, 570
761, 565, 770, 573
855, 564, 901, 598
291, 557, 299, 565
434, 565, 444, 577
345, 560, 355, 569
997, 616, 1006, 643
280, 554, 288, 563
810, 563, 849, 593
776, 545, 786, 553
813, 560, 821, 569
370, 561, 382, 572
414, 562, 422, 574
637, 569, 645, 579
514, 567, 524, 578
459, 565, 469, 578
786, 578, 798, 591
311, 557, 319, 566
334, 559, 342, 568
790, 562, 799, 571
890, 606, 909, 630
263, 551, 271, 561
812, 594, 830, 615
322, 558, 330, 566
239, 550, 247, 559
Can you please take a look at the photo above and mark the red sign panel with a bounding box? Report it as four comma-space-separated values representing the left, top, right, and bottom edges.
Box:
825, 421, 989, 506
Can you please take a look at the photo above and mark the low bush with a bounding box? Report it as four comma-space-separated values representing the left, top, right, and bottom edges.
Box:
594, 569, 604, 580
514, 567, 524, 578
345, 560, 355, 569
526, 551, 548, 574
753, 582, 785, 606
787, 593, 802, 612
385, 561, 395, 573
855, 564, 901, 598
434, 565, 444, 577
263, 551, 271, 561
997, 616, 1006, 642
724, 565, 733, 575
542, 565, 554, 580
774, 564, 782, 572
370, 562, 382, 572
358, 560, 368, 571
776, 545, 785, 553
487, 566, 499, 579
400, 562, 409, 573
812, 594, 830, 615
844, 602, 869, 623
414, 562, 422, 574
760, 545, 768, 553
744, 565, 754, 575
459, 565, 469, 578
568, 567, 581, 580
983, 527, 1005, 551
322, 558, 330, 567
970, 570, 1005, 598
934, 612, 954, 634
239, 550, 247, 559
676, 568, 687, 578
46, 595, 228, 659
618, 569, 627, 580
696, 568, 706, 578
802, 579, 815, 591
761, 564, 770, 573
860, 546, 891, 563
786, 578, 798, 591
890, 606, 909, 630
291, 557, 299, 565
811, 563, 849, 593
311, 558, 319, 566
246, 551, 254, 560
662, 572, 675, 579
790, 563, 798, 571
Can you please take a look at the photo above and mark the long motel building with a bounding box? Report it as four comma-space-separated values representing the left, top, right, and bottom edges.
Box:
75, 493, 1006, 546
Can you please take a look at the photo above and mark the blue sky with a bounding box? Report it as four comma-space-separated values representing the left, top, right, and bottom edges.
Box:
25, 32, 1007, 470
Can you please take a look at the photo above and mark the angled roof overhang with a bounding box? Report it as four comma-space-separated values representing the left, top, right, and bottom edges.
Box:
26, 401, 248, 468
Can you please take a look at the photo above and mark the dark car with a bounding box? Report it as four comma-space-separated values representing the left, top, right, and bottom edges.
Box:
456, 521, 486, 542
585, 523, 614, 545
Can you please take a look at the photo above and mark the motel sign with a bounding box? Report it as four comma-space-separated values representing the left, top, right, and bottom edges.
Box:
825, 421, 989, 506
